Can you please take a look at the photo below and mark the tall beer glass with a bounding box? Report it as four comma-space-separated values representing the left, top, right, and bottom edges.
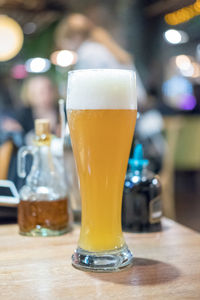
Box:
67, 69, 137, 272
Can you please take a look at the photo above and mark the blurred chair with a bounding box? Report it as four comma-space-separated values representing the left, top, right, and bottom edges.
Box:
0, 140, 13, 179
174, 116, 200, 170
160, 116, 185, 220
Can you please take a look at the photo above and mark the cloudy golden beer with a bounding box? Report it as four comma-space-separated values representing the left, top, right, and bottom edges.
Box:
67, 69, 137, 271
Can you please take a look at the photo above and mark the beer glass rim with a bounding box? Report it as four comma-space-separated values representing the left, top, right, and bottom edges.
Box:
68, 69, 135, 75
67, 68, 137, 110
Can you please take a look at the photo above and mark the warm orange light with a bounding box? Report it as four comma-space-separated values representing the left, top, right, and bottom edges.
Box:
194, 1, 200, 12
0, 15, 23, 61
50, 50, 77, 67
165, 1, 200, 25
175, 55, 200, 78
191, 62, 200, 78
176, 55, 191, 70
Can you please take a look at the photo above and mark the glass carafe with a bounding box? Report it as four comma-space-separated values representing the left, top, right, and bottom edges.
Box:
17, 119, 71, 236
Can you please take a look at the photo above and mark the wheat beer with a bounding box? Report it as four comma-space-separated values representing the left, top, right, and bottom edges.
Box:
67, 69, 137, 271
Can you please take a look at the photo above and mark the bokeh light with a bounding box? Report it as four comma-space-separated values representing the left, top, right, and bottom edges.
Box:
11, 64, 27, 79
191, 62, 200, 78
164, 30, 189, 45
165, 1, 200, 25
176, 55, 191, 71
0, 15, 24, 61
164, 30, 181, 44
25, 57, 51, 73
50, 50, 77, 67
175, 55, 200, 78
162, 75, 195, 110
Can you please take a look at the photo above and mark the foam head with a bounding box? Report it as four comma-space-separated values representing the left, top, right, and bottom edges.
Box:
67, 69, 137, 110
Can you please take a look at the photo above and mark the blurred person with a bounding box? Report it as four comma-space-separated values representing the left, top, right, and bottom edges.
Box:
0, 78, 13, 110
0, 81, 24, 190
0, 79, 23, 146
1, 115, 22, 133
0, 79, 21, 132
55, 13, 146, 104
18, 76, 59, 138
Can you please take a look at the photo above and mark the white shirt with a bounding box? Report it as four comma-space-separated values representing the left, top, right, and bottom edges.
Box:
75, 41, 146, 104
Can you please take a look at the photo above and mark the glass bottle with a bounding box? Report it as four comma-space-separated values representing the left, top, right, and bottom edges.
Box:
122, 144, 162, 233
17, 119, 71, 236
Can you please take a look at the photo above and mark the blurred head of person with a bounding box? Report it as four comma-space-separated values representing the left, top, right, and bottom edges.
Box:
55, 14, 93, 51
21, 76, 58, 111
55, 13, 132, 65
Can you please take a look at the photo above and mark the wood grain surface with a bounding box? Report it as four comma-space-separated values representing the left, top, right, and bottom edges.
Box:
0, 218, 200, 300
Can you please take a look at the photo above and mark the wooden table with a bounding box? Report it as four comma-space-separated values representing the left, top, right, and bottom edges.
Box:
1, 219, 200, 299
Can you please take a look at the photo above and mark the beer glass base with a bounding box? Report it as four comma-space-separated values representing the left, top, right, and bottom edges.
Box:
72, 245, 133, 272
19, 225, 72, 237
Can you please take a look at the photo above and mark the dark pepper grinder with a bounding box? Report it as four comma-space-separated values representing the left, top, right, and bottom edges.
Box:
122, 144, 162, 233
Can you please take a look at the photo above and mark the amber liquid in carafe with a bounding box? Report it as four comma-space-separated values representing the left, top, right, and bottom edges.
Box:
18, 197, 69, 234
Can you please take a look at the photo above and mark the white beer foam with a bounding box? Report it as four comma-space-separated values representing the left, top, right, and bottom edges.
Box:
67, 69, 137, 110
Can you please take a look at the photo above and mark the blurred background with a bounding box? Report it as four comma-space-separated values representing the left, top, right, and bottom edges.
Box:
0, 0, 200, 231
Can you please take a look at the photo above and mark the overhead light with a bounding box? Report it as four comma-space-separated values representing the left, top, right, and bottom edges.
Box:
50, 50, 77, 67
175, 55, 200, 78
165, 1, 200, 25
190, 62, 200, 78
175, 55, 193, 77
25, 57, 51, 73
164, 29, 189, 45
180, 64, 194, 77
0, 15, 24, 61
176, 55, 191, 71
164, 29, 181, 44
